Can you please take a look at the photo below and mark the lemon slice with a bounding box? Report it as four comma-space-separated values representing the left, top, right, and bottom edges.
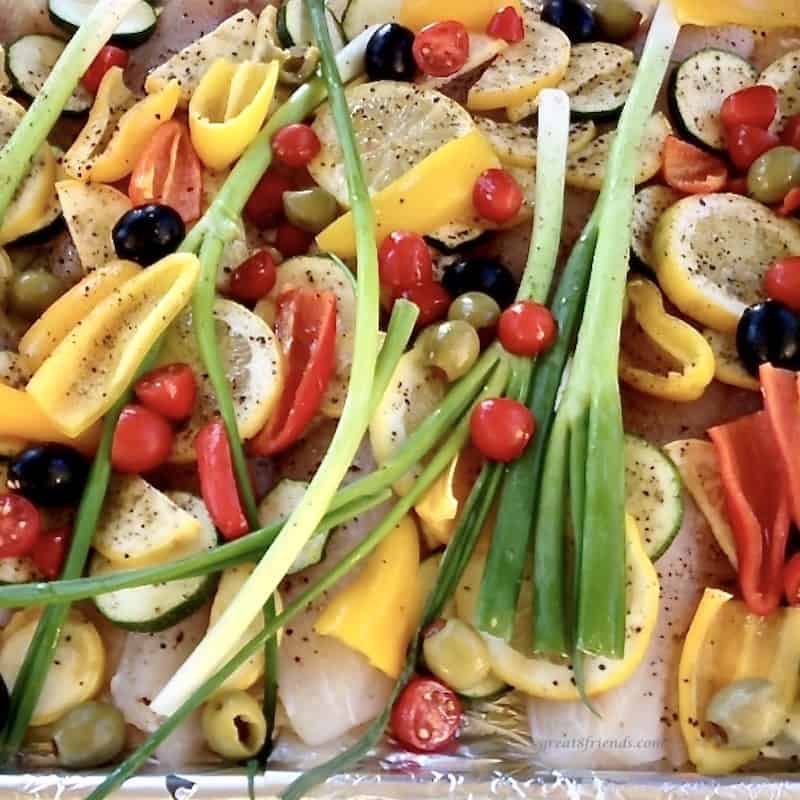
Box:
654, 193, 800, 332
160, 298, 283, 463
701, 328, 759, 391
309, 80, 475, 207
475, 515, 660, 700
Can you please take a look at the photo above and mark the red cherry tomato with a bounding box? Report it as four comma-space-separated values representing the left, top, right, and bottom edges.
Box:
764, 256, 800, 312
399, 282, 451, 327
273, 124, 321, 168
378, 231, 434, 291
725, 124, 780, 172
720, 85, 778, 132
129, 120, 203, 224
229, 250, 278, 303
390, 676, 463, 753
498, 301, 557, 356
486, 6, 525, 42
662, 136, 728, 194
81, 45, 129, 95
779, 187, 800, 218
782, 114, 800, 149
0, 494, 41, 558
276, 221, 314, 258
413, 21, 470, 78
785, 552, 800, 606
32, 525, 70, 580
473, 168, 524, 224
111, 404, 175, 474
245, 168, 294, 228
135, 363, 198, 422
470, 397, 534, 462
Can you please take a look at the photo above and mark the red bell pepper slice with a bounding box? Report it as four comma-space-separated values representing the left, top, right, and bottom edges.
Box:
709, 411, 791, 616
129, 120, 203, 224
248, 288, 337, 457
662, 135, 728, 195
784, 552, 800, 606
778, 187, 800, 218
195, 419, 249, 540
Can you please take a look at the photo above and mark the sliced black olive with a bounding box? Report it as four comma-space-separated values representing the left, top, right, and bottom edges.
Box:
541, 0, 597, 43
736, 300, 800, 376
112, 204, 185, 266
365, 23, 417, 82
442, 257, 518, 308
8, 444, 90, 507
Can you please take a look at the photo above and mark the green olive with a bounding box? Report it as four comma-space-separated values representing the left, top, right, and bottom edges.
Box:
416, 320, 481, 382
9, 269, 66, 320
747, 146, 800, 205
202, 690, 267, 761
595, 0, 642, 42
422, 617, 491, 692
52, 701, 126, 769
283, 188, 339, 234
447, 291, 501, 331
706, 677, 787, 748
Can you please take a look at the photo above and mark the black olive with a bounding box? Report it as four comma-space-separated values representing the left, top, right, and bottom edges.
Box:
736, 300, 800, 376
365, 23, 417, 82
8, 445, 90, 508
441, 258, 518, 308
112, 204, 185, 266
541, 0, 597, 43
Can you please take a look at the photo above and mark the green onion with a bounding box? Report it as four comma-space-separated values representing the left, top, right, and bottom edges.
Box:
150, 0, 382, 717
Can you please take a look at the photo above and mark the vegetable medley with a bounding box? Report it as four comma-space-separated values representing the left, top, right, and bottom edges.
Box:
0, 0, 799, 793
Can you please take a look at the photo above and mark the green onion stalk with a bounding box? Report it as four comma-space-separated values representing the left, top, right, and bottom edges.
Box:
85, 362, 509, 800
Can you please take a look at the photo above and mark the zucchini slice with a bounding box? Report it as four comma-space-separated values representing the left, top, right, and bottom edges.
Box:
8, 35, 92, 114
0, 46, 13, 96
571, 58, 636, 120
278, 0, 346, 51
624, 434, 683, 562
91, 494, 219, 633
759, 49, 800, 132
49, 0, 158, 47
631, 184, 681, 273
342, 0, 401, 40
668, 49, 756, 151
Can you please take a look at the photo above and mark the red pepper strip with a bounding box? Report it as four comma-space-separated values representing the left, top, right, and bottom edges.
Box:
662, 135, 728, 195
784, 552, 800, 606
129, 120, 203, 224
709, 411, 791, 616
778, 187, 800, 218
195, 419, 249, 540
249, 288, 337, 456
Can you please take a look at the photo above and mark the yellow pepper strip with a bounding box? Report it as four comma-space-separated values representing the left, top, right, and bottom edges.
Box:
20, 260, 142, 371
317, 130, 500, 259
63, 67, 180, 184
400, 0, 523, 31
619, 277, 715, 402
27, 253, 200, 438
673, 0, 800, 27
314, 515, 422, 679
189, 59, 280, 171
678, 589, 800, 774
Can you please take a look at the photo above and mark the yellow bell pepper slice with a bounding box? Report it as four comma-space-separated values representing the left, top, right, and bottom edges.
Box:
400, 0, 523, 31
27, 254, 200, 438
63, 67, 180, 184
678, 589, 800, 774
619, 277, 715, 402
189, 59, 279, 171
317, 130, 500, 259
314, 515, 422, 679
673, 0, 800, 27
20, 260, 142, 371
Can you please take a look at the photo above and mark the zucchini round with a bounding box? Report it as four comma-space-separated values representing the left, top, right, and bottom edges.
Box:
342, 0, 401, 40
11, 188, 64, 248
48, 0, 158, 47
277, 0, 346, 52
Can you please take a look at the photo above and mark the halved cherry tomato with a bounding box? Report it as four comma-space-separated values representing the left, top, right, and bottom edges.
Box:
399, 282, 451, 326
765, 256, 800, 312
249, 289, 337, 456
782, 114, 800, 150
498, 301, 557, 356
129, 121, 203, 224
470, 397, 534, 462
778, 187, 800, 217
32, 525, 70, 580
0, 494, 40, 558
276, 221, 314, 257
390, 676, 463, 753
662, 136, 728, 194
81, 44, 129, 95
273, 124, 321, 168
229, 250, 278, 302
486, 6, 525, 42
413, 21, 470, 78
473, 168, 524, 223
726, 124, 780, 172
378, 231, 434, 291
784, 552, 800, 606
720, 85, 779, 132
135, 363, 198, 422
195, 419, 249, 540
111, 404, 175, 474
245, 168, 294, 228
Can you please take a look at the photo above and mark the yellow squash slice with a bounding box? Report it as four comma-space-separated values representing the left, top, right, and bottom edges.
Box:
701, 328, 759, 391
